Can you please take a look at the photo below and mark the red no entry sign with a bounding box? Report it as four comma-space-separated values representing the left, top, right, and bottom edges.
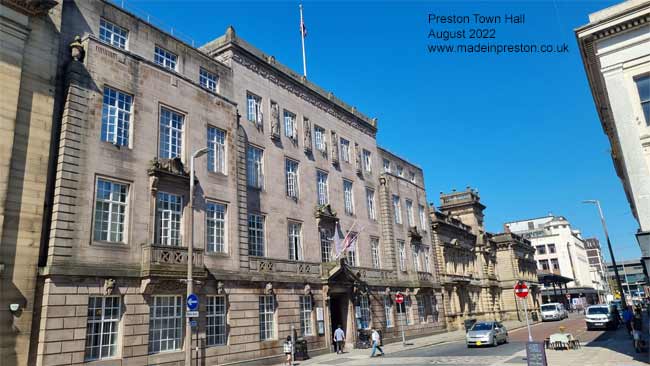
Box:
395, 293, 404, 304
514, 281, 529, 298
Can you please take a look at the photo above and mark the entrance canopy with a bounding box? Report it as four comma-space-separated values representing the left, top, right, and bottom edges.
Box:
537, 271, 573, 287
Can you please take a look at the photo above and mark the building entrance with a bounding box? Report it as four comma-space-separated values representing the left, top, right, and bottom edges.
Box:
329, 293, 349, 340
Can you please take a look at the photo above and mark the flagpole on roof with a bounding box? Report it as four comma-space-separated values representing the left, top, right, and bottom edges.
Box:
300, 3, 308, 78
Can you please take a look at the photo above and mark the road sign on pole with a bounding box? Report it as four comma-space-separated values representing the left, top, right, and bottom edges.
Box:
187, 293, 199, 311
514, 281, 529, 298
514, 281, 533, 342
395, 293, 404, 304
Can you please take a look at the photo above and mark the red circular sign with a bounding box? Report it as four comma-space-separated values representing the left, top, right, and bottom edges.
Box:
395, 293, 404, 304
514, 281, 529, 298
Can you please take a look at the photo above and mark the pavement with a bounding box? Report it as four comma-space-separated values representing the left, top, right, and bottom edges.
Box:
280, 312, 649, 366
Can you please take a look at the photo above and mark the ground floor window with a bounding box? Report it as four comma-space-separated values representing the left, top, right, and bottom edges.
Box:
207, 296, 227, 346
358, 294, 371, 329
148, 295, 183, 353
85, 296, 120, 360
259, 295, 275, 340
299, 295, 313, 336
384, 296, 393, 328
417, 294, 426, 323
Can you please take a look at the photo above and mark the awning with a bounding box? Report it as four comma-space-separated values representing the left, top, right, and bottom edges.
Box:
537, 271, 573, 286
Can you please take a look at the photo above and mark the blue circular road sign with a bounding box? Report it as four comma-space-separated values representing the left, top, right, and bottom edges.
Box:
187, 293, 199, 310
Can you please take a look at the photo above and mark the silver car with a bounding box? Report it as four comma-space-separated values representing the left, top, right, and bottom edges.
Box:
466, 321, 508, 347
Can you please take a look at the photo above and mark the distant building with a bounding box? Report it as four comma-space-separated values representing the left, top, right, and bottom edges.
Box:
584, 237, 609, 298
606, 260, 649, 299
576, 0, 650, 280
431, 188, 539, 330
505, 216, 599, 305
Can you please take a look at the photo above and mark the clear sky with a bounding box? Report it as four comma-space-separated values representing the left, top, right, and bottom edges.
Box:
117, 0, 642, 261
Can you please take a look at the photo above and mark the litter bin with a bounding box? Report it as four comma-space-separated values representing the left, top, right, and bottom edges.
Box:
294, 339, 309, 360
464, 319, 477, 332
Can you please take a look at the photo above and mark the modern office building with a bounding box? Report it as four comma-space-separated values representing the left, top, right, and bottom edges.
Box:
584, 237, 610, 299
505, 216, 599, 305
606, 260, 649, 298
576, 0, 650, 281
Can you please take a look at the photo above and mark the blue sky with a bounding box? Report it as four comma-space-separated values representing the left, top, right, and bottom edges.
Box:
118, 0, 641, 261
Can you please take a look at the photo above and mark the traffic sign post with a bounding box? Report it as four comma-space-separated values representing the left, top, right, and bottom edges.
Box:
187, 293, 199, 312
395, 293, 406, 346
514, 281, 533, 342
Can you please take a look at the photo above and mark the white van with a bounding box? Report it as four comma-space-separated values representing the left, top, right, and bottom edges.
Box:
540, 303, 568, 321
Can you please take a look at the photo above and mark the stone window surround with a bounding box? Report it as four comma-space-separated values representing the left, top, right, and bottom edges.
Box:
90, 175, 132, 246
158, 104, 187, 161
205, 200, 227, 254
207, 125, 227, 175
100, 84, 133, 148
199, 67, 218, 93
99, 17, 129, 50
154, 45, 179, 71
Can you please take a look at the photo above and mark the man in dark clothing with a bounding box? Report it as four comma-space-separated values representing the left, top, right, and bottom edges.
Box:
622, 306, 634, 335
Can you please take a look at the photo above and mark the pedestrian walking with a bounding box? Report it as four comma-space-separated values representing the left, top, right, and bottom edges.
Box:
611, 305, 621, 329
283, 336, 293, 366
622, 306, 634, 335
333, 325, 345, 354
370, 328, 385, 358
632, 309, 643, 353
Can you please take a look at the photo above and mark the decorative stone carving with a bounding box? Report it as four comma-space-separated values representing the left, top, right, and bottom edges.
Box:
5, 0, 58, 17
354, 142, 362, 173
270, 101, 280, 140
217, 281, 225, 295
331, 131, 339, 163
103, 278, 115, 296
315, 204, 338, 222
405, 288, 411, 297
384, 287, 391, 296
70, 36, 85, 62
148, 157, 189, 178
264, 282, 274, 295
303, 117, 312, 152
303, 284, 312, 296
149, 175, 159, 193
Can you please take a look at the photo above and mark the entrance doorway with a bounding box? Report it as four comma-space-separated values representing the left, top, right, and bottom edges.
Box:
329, 294, 349, 341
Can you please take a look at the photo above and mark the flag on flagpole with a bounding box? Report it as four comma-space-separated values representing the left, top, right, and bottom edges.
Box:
301, 18, 307, 38
332, 222, 344, 259
299, 3, 307, 77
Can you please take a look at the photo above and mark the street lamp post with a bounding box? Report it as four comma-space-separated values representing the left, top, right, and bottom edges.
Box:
186, 147, 210, 366
583, 200, 627, 308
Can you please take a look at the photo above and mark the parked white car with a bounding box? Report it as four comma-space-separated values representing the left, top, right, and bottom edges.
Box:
540, 303, 568, 321
585, 305, 615, 330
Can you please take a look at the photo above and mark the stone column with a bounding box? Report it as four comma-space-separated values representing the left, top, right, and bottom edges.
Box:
0, 1, 60, 365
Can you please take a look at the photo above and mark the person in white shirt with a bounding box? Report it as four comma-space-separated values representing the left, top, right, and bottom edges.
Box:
333, 325, 345, 354
370, 328, 384, 357
283, 336, 292, 365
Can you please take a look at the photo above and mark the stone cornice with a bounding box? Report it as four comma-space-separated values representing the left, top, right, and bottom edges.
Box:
1, 0, 57, 16
229, 51, 377, 137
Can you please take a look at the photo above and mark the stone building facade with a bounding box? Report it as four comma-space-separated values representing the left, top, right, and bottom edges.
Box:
576, 0, 650, 279
27, 1, 443, 365
491, 232, 540, 321
0, 1, 61, 365
430, 189, 539, 330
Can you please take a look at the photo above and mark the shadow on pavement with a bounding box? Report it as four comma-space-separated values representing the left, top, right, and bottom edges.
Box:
585, 324, 648, 363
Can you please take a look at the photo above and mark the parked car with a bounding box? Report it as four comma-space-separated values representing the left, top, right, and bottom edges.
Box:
585, 304, 615, 330
466, 321, 508, 347
540, 303, 568, 321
